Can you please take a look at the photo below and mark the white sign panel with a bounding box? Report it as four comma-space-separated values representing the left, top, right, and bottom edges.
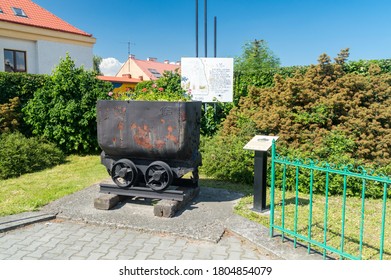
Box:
243, 135, 279, 152
181, 57, 234, 102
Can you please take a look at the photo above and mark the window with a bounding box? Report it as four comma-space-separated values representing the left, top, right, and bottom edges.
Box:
12, 7, 27, 17
0, 8, 3, 14
4, 49, 27, 72
148, 68, 162, 78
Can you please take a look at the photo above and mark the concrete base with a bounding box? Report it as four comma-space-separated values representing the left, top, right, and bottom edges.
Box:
154, 187, 200, 218
94, 194, 125, 210
94, 186, 200, 218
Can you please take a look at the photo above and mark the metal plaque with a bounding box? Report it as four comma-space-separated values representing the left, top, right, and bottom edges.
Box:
243, 135, 279, 152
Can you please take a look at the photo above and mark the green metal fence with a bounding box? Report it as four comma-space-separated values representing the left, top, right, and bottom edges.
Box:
269, 141, 390, 260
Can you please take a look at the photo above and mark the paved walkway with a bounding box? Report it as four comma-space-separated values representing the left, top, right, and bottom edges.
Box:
0, 219, 279, 260
0, 182, 321, 260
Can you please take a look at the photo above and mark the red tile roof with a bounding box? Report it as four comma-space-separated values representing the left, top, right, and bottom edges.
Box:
133, 58, 180, 80
0, 0, 92, 37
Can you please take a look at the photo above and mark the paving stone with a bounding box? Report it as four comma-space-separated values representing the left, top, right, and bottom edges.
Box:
101, 249, 123, 260
134, 252, 151, 260
148, 249, 167, 259
87, 252, 106, 260
0, 219, 281, 260
181, 252, 197, 259
0, 253, 11, 260
211, 254, 227, 260
71, 246, 96, 258
227, 251, 243, 260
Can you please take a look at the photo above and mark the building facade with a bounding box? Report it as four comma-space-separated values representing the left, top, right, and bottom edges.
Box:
116, 55, 180, 81
0, 0, 95, 74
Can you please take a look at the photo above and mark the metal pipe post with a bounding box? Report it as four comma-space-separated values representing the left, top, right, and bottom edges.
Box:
214, 16, 217, 57
252, 150, 268, 212
204, 0, 207, 57
195, 0, 199, 57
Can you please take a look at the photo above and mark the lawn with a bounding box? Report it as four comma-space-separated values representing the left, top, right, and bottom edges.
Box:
0, 155, 109, 216
234, 190, 390, 260
1, 156, 389, 260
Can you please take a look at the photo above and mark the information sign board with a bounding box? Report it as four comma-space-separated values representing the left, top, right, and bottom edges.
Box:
181, 57, 234, 102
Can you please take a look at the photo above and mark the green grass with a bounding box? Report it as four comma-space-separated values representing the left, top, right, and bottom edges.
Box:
234, 189, 391, 260
1, 158, 389, 260
0, 155, 109, 216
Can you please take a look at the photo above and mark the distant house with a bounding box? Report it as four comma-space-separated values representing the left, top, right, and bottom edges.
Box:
97, 74, 142, 93
98, 55, 181, 93
117, 55, 180, 81
0, 0, 95, 74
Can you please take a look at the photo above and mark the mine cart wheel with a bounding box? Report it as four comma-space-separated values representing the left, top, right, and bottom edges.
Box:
111, 159, 138, 188
145, 161, 173, 191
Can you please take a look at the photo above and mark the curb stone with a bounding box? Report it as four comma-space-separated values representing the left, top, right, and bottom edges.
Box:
0, 212, 56, 233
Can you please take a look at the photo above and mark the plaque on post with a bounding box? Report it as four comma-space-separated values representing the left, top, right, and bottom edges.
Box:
244, 135, 279, 212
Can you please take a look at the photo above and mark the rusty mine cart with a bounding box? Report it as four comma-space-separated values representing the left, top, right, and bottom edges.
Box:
96, 100, 202, 201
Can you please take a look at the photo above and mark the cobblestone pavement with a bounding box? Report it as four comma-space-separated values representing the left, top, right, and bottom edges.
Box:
0, 219, 280, 260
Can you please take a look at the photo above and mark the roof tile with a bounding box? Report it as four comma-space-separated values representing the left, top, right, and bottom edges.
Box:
133, 59, 180, 80
0, 0, 92, 37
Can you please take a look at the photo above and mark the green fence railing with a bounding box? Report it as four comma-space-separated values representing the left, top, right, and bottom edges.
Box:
269, 141, 390, 260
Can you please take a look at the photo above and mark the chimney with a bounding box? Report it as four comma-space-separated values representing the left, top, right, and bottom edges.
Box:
147, 57, 157, 62
164, 60, 169, 64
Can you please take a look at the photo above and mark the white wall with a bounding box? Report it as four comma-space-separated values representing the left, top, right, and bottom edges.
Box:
36, 40, 94, 74
0, 36, 94, 74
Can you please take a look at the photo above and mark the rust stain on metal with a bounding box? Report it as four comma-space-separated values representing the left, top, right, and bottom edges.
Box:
154, 139, 166, 150
131, 123, 153, 149
114, 106, 127, 118
117, 121, 124, 130
166, 125, 178, 144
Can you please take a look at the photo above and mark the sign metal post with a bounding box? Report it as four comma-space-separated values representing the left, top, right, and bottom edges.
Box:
244, 135, 279, 213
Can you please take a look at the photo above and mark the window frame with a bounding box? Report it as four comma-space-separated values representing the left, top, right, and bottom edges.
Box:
148, 68, 162, 78
12, 7, 28, 18
4, 49, 27, 73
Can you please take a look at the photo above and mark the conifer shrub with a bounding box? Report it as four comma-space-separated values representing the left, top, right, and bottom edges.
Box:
0, 97, 21, 133
202, 49, 391, 197
0, 132, 65, 179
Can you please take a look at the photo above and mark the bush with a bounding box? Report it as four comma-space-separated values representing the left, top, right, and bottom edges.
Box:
0, 132, 65, 179
23, 54, 113, 154
0, 72, 48, 135
200, 134, 254, 185
0, 97, 21, 133
0, 72, 48, 105
223, 50, 391, 166
201, 50, 390, 197
114, 71, 190, 101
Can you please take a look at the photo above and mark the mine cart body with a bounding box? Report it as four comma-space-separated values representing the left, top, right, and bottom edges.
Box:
97, 100, 202, 191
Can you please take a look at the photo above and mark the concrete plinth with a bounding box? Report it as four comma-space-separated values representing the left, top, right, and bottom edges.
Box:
94, 194, 123, 210
154, 187, 200, 218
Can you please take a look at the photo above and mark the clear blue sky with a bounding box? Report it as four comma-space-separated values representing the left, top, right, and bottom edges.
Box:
34, 0, 391, 66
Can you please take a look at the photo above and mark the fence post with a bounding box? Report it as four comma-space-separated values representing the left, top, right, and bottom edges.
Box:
269, 140, 276, 237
